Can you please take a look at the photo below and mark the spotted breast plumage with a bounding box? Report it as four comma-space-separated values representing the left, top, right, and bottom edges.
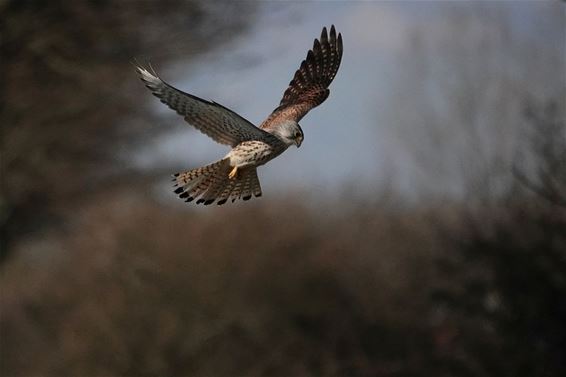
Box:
135, 25, 343, 205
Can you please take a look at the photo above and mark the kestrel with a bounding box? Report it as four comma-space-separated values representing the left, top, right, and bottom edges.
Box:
136, 25, 343, 205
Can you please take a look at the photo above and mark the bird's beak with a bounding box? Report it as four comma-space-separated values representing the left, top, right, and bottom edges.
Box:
295, 137, 303, 148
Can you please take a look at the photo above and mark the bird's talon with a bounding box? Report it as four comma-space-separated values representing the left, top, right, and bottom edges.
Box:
229, 166, 238, 179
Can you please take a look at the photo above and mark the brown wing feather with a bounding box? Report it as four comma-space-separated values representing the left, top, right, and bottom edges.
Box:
261, 25, 343, 130
136, 65, 271, 147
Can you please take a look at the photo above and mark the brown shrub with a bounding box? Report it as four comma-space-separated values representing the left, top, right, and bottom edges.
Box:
1, 191, 443, 376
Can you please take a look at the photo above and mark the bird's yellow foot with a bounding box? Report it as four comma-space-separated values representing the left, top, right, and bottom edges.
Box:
228, 166, 238, 180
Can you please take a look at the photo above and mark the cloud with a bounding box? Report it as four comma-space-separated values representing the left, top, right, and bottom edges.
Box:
342, 3, 410, 54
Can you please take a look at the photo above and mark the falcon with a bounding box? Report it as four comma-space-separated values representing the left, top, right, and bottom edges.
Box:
136, 25, 343, 205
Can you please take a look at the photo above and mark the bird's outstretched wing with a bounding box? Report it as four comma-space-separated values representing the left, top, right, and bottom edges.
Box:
136, 65, 271, 147
261, 25, 343, 131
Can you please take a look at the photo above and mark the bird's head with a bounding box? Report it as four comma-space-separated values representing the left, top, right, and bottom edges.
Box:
275, 120, 304, 148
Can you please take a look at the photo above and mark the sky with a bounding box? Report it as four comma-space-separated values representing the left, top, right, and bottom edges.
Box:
132, 1, 564, 200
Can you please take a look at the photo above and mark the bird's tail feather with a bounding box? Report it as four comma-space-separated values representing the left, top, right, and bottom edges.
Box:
173, 159, 262, 205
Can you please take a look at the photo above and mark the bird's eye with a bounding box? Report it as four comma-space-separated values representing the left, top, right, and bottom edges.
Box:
294, 131, 301, 138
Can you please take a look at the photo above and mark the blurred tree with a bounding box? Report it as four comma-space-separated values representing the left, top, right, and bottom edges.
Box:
513, 101, 566, 208
0, 195, 443, 376
0, 0, 255, 260
383, 3, 564, 201
434, 100, 566, 377
2, 3, 564, 377
380, 5, 566, 374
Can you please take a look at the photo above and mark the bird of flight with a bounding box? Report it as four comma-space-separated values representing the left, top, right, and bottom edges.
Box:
136, 25, 343, 205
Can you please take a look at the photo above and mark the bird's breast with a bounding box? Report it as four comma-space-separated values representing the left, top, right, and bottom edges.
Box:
227, 140, 287, 168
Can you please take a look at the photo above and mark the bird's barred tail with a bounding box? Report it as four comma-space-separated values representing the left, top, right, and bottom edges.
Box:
173, 159, 262, 205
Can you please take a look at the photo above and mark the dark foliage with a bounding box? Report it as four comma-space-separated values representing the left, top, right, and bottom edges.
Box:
1, 2, 565, 376
1, 194, 443, 376
0, 0, 254, 259
433, 101, 566, 377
